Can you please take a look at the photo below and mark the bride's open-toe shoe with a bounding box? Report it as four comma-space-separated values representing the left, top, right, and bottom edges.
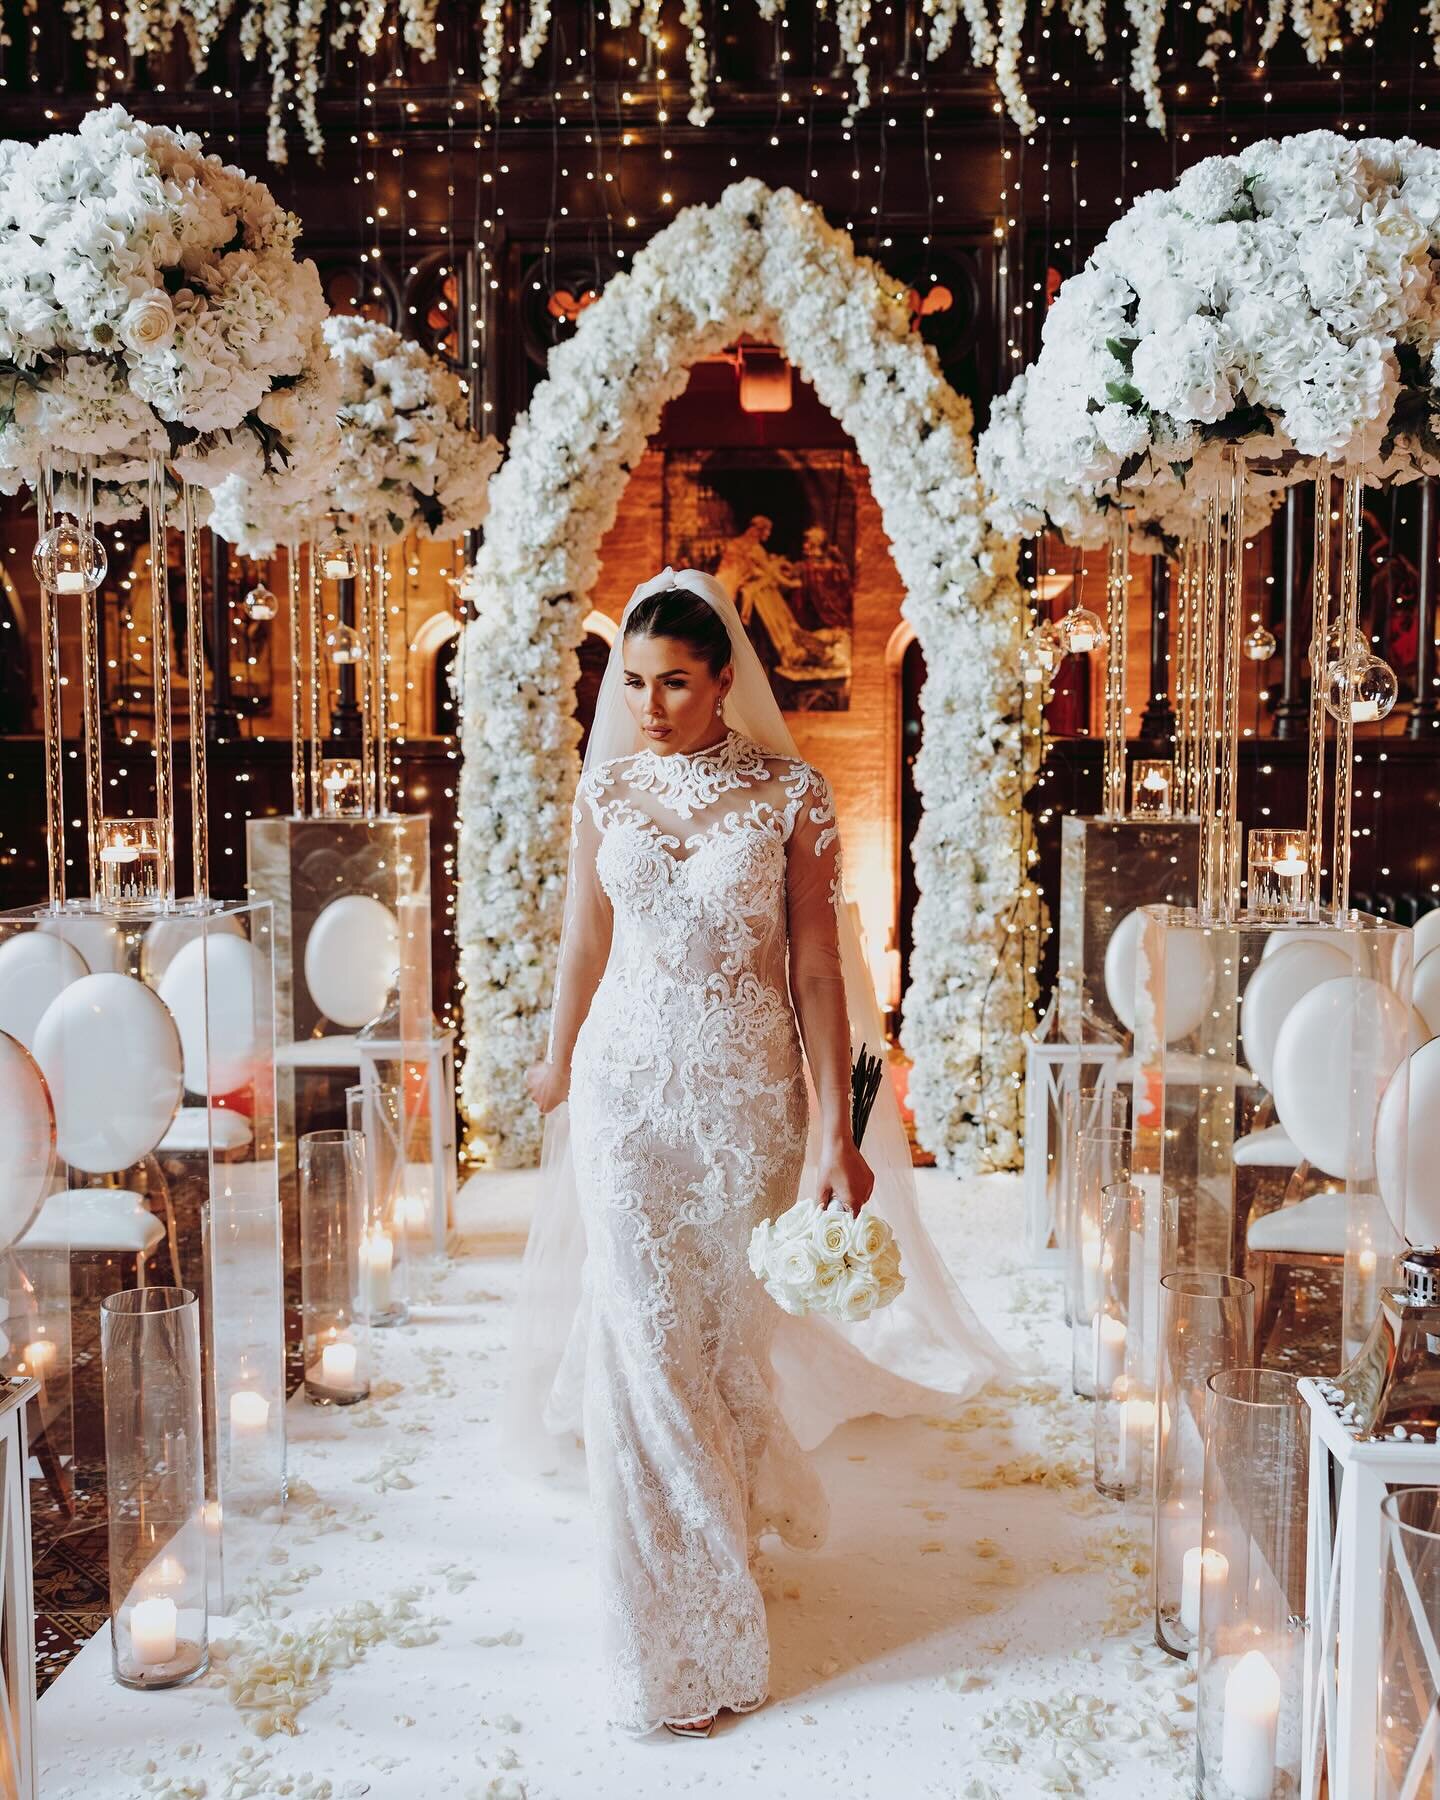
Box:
662, 1714, 715, 1738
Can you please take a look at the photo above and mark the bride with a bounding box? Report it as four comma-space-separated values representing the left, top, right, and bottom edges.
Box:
515, 567, 1003, 1739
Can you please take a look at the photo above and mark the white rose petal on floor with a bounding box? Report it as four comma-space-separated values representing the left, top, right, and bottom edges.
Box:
39, 1171, 1192, 1799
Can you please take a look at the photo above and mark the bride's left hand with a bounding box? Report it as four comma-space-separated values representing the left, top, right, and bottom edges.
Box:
817, 1139, 875, 1218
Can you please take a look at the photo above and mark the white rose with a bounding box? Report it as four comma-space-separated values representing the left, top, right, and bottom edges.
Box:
763, 1279, 808, 1317
771, 1198, 819, 1243
835, 1267, 882, 1323
816, 1211, 852, 1259
848, 1211, 889, 1262
769, 1239, 821, 1290
747, 1222, 772, 1278
808, 1257, 845, 1296
118, 289, 176, 355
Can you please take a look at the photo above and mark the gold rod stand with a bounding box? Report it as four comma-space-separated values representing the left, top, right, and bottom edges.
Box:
1305, 470, 1333, 919
305, 541, 322, 820
181, 482, 209, 902
287, 542, 305, 817
36, 462, 65, 911
1332, 470, 1364, 916
1217, 450, 1246, 918
147, 458, 176, 905
77, 458, 104, 903
1102, 519, 1129, 819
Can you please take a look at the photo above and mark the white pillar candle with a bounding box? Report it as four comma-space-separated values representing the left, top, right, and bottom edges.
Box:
1094, 1314, 1127, 1390
320, 1340, 358, 1390
230, 1389, 269, 1434
1179, 1545, 1229, 1636
1080, 1226, 1102, 1312
360, 1229, 394, 1312
55, 569, 86, 595
24, 1338, 58, 1378
1221, 1648, 1280, 1800
130, 1595, 178, 1667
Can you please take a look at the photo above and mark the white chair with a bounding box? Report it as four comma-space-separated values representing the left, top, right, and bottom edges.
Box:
18, 1187, 168, 1289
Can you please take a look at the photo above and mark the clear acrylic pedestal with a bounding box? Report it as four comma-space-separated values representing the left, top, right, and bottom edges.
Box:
1059, 815, 1202, 1040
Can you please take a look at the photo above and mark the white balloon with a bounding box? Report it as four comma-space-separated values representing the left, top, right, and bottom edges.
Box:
1261, 926, 1347, 962
0, 1031, 55, 1251
36, 912, 124, 974
1377, 1039, 1440, 1245
0, 931, 87, 1049
1105, 908, 1214, 1042
32, 974, 183, 1175
142, 912, 245, 987
1272, 976, 1422, 1181
1413, 948, 1440, 1041
1240, 939, 1352, 1092
303, 896, 399, 1030
1415, 910, 1440, 968
158, 934, 259, 1095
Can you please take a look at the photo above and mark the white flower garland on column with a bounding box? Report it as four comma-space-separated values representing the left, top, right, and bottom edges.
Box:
456, 179, 1033, 1171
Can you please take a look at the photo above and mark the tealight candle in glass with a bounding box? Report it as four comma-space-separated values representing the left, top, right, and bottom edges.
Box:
1246, 829, 1310, 918
1067, 1122, 1131, 1400
320, 757, 364, 817
299, 1129, 372, 1406
97, 817, 162, 909
1131, 759, 1175, 819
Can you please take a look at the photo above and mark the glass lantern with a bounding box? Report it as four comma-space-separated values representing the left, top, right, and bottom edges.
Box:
96, 817, 163, 909
32, 516, 107, 594
299, 1130, 372, 1406
1020, 620, 1064, 687
324, 622, 364, 666
1131, 759, 1176, 819
1196, 1368, 1308, 1800
1059, 604, 1104, 654
1242, 625, 1277, 663
1376, 1487, 1440, 1800
1153, 1272, 1254, 1659
1324, 652, 1400, 725
319, 756, 365, 817
317, 523, 360, 583
242, 583, 278, 622
101, 1287, 209, 1690
1245, 829, 1310, 918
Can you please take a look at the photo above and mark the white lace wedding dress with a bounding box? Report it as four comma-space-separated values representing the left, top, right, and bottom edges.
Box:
562, 725, 845, 1733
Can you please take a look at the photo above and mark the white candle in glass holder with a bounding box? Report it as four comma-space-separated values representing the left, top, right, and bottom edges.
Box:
1221, 1648, 1280, 1799
1080, 1224, 1102, 1312
1094, 1314, 1127, 1389
230, 1389, 269, 1434
360, 1228, 394, 1312
131, 1595, 178, 1667
320, 1339, 358, 1389
1179, 1545, 1229, 1635
56, 569, 87, 595
24, 1338, 58, 1378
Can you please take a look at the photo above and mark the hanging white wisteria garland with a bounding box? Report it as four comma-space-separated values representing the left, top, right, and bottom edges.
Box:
456, 178, 1032, 1172
47, 0, 1440, 161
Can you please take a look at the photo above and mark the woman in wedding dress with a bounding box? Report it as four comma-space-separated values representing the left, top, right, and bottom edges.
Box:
514, 567, 1004, 1740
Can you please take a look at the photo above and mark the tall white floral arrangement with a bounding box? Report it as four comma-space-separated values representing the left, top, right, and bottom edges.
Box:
211, 316, 501, 555
456, 179, 1033, 1172
0, 106, 332, 513
978, 133, 1440, 545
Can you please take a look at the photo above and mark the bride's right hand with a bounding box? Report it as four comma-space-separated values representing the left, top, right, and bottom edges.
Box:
525, 1059, 569, 1113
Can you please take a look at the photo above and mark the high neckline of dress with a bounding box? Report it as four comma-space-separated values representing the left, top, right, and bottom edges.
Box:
636, 725, 739, 767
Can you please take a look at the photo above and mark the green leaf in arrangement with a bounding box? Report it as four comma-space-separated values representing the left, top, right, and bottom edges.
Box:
1105, 336, 1140, 372
1104, 379, 1144, 409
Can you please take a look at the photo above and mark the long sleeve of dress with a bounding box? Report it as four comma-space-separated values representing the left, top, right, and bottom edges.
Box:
785, 767, 853, 1141
547, 776, 614, 1071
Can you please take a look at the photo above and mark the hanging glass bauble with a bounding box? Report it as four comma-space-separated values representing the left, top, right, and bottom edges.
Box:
1020, 620, 1064, 686
1309, 619, 1368, 670
1242, 624, 1278, 663
1059, 605, 1104, 654
1323, 651, 1399, 724
318, 525, 360, 582
242, 582, 279, 622
32, 517, 107, 594
324, 623, 364, 665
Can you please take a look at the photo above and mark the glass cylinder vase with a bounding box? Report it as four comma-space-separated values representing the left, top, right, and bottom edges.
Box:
300, 1129, 372, 1405
1094, 1176, 1147, 1500
96, 816, 162, 910
1196, 1368, 1308, 1800
347, 1082, 409, 1329
1246, 829, 1310, 919
1068, 1124, 1132, 1400
101, 1286, 208, 1690
1377, 1486, 1440, 1799
1153, 1272, 1254, 1659
1132, 759, 1176, 819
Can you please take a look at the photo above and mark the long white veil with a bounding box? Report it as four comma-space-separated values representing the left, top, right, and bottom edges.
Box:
499, 567, 1006, 1485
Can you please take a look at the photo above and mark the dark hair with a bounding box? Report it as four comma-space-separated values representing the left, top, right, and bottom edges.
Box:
623, 585, 733, 676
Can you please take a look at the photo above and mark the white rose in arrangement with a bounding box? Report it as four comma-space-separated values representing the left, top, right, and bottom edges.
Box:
748, 1196, 905, 1325
118, 290, 176, 355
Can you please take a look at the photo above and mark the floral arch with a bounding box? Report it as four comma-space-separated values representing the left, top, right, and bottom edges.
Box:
456, 179, 1034, 1171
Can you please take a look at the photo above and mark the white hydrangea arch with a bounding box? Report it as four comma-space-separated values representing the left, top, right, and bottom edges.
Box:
456, 179, 1034, 1171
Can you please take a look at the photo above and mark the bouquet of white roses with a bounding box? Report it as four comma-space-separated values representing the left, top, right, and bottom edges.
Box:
748, 1196, 905, 1324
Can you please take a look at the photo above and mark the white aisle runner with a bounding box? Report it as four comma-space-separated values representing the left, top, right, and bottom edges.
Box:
39, 1170, 1195, 1800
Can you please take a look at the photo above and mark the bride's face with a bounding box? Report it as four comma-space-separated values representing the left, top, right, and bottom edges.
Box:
622, 634, 733, 753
